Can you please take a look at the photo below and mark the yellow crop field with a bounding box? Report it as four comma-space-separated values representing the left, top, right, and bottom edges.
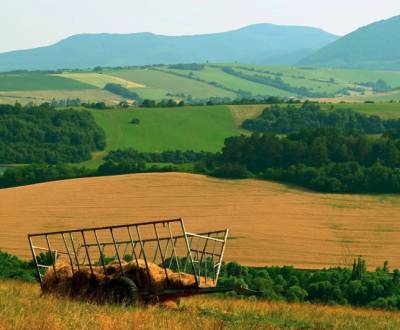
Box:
1, 173, 400, 269
56, 73, 145, 89
0, 89, 124, 105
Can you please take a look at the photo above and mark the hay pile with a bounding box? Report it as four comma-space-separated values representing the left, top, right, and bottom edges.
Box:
42, 259, 214, 301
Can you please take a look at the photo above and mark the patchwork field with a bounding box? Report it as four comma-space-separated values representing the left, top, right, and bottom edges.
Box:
1, 172, 400, 269
56, 72, 145, 89
1, 65, 400, 104
2, 280, 400, 330
108, 68, 236, 99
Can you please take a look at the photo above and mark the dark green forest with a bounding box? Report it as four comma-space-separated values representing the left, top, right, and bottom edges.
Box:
242, 102, 400, 134
206, 128, 400, 193
0, 104, 106, 163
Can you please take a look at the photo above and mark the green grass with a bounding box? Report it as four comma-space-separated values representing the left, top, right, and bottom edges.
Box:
320, 102, 400, 119
0, 73, 96, 91
167, 66, 292, 97
91, 105, 240, 153
106, 68, 236, 99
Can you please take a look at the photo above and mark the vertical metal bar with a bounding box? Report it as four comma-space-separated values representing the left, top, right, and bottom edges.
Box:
45, 235, 58, 281
122, 243, 129, 261
153, 223, 170, 284
28, 236, 43, 289
209, 235, 218, 282
167, 223, 181, 283
199, 235, 210, 284
183, 236, 194, 272
179, 220, 199, 287
109, 228, 124, 275
127, 226, 139, 264
61, 233, 74, 272
69, 233, 80, 272
136, 226, 152, 287
93, 230, 107, 277
215, 229, 229, 286
138, 241, 146, 259
162, 238, 171, 264
152, 242, 159, 263
81, 231, 93, 275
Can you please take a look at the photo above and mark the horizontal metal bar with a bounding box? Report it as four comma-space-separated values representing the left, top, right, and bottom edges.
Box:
28, 218, 183, 237
186, 232, 225, 243
78, 230, 228, 249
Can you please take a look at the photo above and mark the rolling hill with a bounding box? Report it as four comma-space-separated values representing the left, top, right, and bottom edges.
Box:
2, 172, 400, 269
0, 24, 338, 71
300, 15, 400, 70
2, 64, 400, 105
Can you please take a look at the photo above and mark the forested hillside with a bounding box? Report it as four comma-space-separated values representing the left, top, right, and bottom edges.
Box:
300, 15, 400, 70
0, 104, 106, 163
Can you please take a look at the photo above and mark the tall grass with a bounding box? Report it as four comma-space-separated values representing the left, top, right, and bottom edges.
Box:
1, 280, 400, 330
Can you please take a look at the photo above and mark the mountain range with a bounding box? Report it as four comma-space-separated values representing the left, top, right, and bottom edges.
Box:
300, 15, 400, 70
1, 15, 400, 72
0, 24, 337, 71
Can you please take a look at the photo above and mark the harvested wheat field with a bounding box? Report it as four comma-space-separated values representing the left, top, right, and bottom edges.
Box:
1, 173, 400, 269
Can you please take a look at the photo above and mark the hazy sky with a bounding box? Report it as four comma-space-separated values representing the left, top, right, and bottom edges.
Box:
1, 0, 399, 52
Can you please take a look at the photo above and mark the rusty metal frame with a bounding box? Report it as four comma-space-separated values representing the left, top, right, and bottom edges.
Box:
27, 218, 229, 295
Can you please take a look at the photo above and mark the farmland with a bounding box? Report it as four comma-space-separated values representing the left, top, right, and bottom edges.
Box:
1, 64, 400, 105
2, 280, 400, 330
2, 172, 400, 269
91, 105, 239, 153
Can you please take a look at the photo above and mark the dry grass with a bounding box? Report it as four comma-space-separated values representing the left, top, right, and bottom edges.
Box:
1, 280, 400, 330
1, 173, 400, 269
228, 104, 266, 126
0, 90, 123, 105
56, 73, 145, 89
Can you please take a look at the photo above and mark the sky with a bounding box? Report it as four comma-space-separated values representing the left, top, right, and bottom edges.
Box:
1, 0, 399, 52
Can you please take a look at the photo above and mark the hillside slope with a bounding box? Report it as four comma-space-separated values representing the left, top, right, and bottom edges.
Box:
1, 281, 400, 330
0, 24, 338, 71
1, 172, 400, 269
300, 15, 400, 70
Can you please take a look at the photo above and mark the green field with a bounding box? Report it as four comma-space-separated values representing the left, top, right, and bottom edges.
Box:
107, 68, 236, 99
0, 73, 95, 91
2, 65, 400, 104
91, 105, 239, 152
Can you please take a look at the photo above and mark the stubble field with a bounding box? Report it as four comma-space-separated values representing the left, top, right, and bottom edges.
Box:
1, 172, 400, 270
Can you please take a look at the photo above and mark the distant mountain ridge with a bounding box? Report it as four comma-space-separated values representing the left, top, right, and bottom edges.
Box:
299, 15, 400, 70
0, 24, 338, 71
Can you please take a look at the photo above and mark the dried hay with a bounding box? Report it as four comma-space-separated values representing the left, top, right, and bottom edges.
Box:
42, 259, 214, 302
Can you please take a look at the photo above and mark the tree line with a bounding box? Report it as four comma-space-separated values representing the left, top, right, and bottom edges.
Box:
242, 102, 400, 134
4, 249, 400, 310
203, 128, 400, 193
105, 148, 211, 164
0, 103, 106, 164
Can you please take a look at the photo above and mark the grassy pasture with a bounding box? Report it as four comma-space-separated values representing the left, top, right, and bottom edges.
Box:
107, 68, 236, 99
56, 72, 145, 89
2, 280, 400, 330
231, 64, 400, 88
166, 66, 292, 97
0, 73, 95, 91
90, 105, 239, 153
321, 102, 400, 119
2, 172, 400, 269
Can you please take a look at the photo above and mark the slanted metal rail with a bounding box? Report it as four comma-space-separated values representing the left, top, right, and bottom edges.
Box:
27, 218, 229, 296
